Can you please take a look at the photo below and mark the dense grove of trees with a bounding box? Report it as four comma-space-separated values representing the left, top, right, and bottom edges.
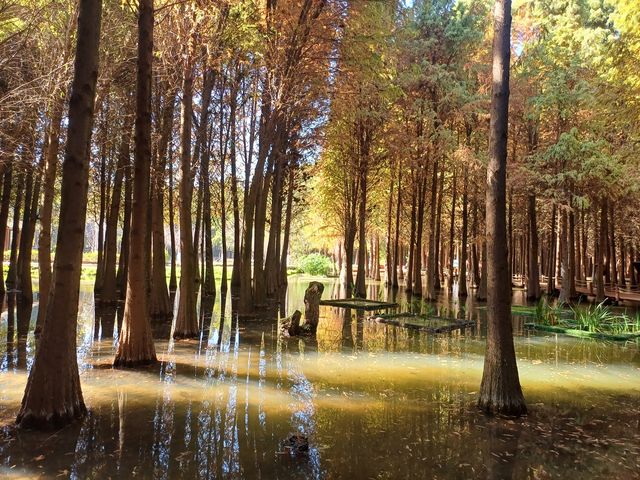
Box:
0, 0, 638, 428
314, 0, 640, 305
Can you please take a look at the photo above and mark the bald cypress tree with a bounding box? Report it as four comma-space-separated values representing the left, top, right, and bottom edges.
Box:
478, 0, 527, 416
114, 0, 157, 366
17, 0, 102, 429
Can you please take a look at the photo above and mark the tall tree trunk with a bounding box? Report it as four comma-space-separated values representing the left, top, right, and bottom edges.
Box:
609, 203, 617, 287
596, 199, 607, 302
264, 132, 287, 301
192, 177, 202, 285
478, 0, 526, 416
448, 171, 457, 292
94, 125, 108, 298
581, 208, 588, 280
392, 163, 402, 288
0, 167, 11, 298
404, 185, 418, 292
149, 90, 174, 319
576, 207, 583, 281
546, 205, 556, 294
508, 190, 513, 280
434, 165, 444, 290
374, 234, 381, 281
37, 97, 65, 330
194, 68, 214, 295
117, 163, 132, 301
18, 168, 40, 306
279, 165, 295, 292
101, 115, 133, 306
426, 159, 439, 300
344, 212, 357, 296
251, 121, 274, 309
459, 166, 469, 297
354, 159, 368, 299
114, 0, 156, 366
555, 212, 562, 284
472, 187, 480, 287
168, 143, 177, 293
229, 74, 241, 296
619, 236, 627, 288
385, 161, 395, 286
219, 122, 228, 298
17, 0, 102, 429
366, 236, 372, 279
238, 84, 261, 316
200, 70, 216, 299
6, 172, 23, 292
413, 179, 427, 296
568, 208, 576, 298
559, 209, 570, 303
406, 186, 416, 292
526, 195, 540, 300
476, 241, 488, 301
174, 30, 199, 338
629, 242, 637, 287
16, 169, 33, 294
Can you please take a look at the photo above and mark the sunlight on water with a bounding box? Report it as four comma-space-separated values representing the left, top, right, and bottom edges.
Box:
0, 277, 639, 479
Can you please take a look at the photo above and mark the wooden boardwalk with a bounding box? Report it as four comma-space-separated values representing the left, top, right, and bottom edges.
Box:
522, 275, 640, 303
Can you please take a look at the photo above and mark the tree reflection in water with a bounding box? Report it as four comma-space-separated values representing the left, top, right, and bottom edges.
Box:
0, 277, 638, 478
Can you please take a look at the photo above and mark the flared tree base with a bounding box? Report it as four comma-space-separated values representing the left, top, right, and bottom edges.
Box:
173, 331, 199, 340
17, 402, 87, 430
113, 356, 157, 368
478, 388, 527, 417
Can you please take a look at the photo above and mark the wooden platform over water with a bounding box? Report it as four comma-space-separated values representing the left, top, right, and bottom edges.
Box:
319, 298, 398, 311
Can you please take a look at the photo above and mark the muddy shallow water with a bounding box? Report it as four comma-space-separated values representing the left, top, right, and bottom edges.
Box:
1, 276, 639, 479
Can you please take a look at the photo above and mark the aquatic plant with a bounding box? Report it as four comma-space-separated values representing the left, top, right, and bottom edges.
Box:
571, 302, 640, 334
534, 298, 567, 326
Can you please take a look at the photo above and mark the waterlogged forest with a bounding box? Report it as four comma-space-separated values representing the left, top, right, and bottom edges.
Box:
0, 0, 639, 478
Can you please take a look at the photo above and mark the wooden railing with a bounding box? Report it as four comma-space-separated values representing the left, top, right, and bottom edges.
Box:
512, 274, 640, 303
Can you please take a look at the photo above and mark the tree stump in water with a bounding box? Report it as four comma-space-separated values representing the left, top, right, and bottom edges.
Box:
280, 310, 302, 336
303, 281, 324, 333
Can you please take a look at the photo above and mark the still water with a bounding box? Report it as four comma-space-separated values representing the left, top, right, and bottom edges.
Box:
0, 276, 639, 479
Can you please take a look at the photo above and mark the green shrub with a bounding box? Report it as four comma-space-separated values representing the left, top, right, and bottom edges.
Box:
296, 253, 333, 276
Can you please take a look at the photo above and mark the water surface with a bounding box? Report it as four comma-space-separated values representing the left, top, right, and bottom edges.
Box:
0, 277, 639, 479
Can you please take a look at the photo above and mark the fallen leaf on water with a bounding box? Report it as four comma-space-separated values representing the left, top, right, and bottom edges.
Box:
33, 454, 45, 461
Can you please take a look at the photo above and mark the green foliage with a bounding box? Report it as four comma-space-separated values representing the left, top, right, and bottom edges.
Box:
295, 253, 333, 277
572, 301, 640, 334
